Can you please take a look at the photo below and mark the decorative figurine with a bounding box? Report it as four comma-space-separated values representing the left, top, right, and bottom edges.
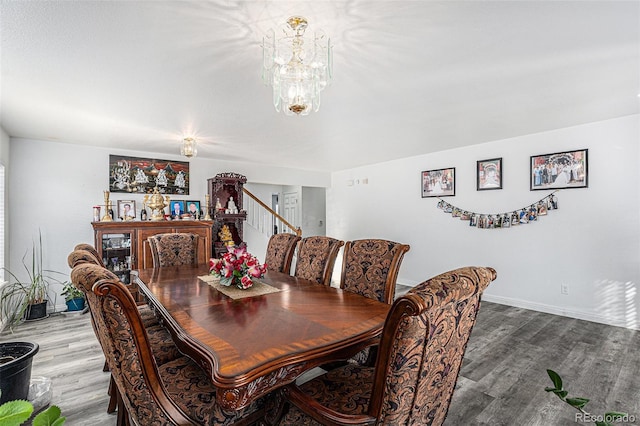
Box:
218, 225, 235, 247
144, 187, 170, 221
226, 197, 238, 214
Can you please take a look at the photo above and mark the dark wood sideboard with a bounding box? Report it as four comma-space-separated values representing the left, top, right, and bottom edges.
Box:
92, 220, 213, 283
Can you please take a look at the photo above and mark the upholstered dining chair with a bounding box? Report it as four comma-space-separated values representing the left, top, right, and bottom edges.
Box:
72, 242, 145, 303
264, 233, 301, 274
148, 233, 199, 268
293, 236, 344, 286
67, 248, 176, 415
341, 239, 411, 304
337, 239, 410, 366
275, 266, 497, 426
70, 262, 266, 426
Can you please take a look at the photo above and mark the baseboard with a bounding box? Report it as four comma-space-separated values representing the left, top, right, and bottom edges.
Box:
396, 280, 640, 331
482, 294, 640, 331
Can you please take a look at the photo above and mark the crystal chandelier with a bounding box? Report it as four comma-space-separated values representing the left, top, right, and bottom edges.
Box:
262, 16, 332, 116
180, 137, 197, 158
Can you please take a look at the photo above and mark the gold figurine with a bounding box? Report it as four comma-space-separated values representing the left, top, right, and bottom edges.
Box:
144, 187, 170, 221
218, 225, 234, 247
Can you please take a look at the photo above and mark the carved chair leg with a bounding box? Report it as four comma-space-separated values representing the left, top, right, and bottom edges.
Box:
107, 375, 118, 413
365, 345, 379, 367
115, 389, 129, 426
263, 388, 287, 426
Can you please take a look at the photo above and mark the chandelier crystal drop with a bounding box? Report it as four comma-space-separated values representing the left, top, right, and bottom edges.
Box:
180, 137, 197, 158
262, 16, 332, 116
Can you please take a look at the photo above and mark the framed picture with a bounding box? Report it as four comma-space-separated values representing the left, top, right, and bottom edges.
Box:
170, 200, 185, 219
186, 200, 201, 218
530, 149, 588, 190
421, 167, 455, 197
477, 158, 502, 190
117, 200, 136, 221
109, 154, 190, 195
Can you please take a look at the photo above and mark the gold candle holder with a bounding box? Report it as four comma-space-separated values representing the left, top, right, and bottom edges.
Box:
101, 191, 114, 222
203, 194, 212, 220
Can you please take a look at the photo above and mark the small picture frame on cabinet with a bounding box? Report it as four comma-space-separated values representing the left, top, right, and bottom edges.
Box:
170, 200, 185, 219
117, 200, 136, 221
186, 200, 201, 219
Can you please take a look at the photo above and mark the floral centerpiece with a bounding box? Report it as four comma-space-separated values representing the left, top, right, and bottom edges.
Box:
209, 247, 267, 289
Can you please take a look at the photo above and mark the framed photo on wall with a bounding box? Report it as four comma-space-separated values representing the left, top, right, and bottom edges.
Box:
530, 149, 588, 190
186, 200, 201, 218
117, 200, 136, 221
477, 158, 502, 190
421, 167, 455, 197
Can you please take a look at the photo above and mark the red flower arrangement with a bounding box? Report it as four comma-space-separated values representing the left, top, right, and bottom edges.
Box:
209, 247, 267, 289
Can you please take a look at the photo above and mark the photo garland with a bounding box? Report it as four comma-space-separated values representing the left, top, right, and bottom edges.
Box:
436, 191, 559, 229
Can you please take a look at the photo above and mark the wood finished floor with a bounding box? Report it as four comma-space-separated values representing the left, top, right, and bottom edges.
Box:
1, 300, 639, 425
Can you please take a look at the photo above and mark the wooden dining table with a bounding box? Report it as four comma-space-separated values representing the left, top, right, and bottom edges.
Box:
133, 265, 390, 411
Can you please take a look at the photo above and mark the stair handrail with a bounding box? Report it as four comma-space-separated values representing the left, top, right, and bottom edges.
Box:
242, 188, 302, 237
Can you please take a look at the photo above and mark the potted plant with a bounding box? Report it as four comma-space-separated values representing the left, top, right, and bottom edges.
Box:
60, 282, 85, 312
0, 395, 65, 426
0, 231, 64, 327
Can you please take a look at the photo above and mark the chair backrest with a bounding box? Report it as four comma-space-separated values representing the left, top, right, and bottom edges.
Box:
70, 263, 195, 424
73, 243, 104, 267
293, 236, 344, 286
68, 248, 143, 303
368, 266, 497, 425
68, 248, 102, 269
340, 239, 410, 304
264, 233, 301, 274
147, 233, 198, 267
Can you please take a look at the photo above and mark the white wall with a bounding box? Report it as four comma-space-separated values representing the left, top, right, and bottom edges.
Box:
328, 115, 640, 330
0, 126, 9, 282
301, 187, 326, 237
8, 138, 330, 310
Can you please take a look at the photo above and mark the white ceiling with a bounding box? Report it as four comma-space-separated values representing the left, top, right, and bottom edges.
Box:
1, 1, 638, 172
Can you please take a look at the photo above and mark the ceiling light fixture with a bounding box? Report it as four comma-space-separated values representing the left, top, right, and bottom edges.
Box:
180, 137, 197, 158
262, 16, 332, 116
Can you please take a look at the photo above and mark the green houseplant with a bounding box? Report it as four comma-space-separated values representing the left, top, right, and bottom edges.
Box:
60, 282, 85, 312
0, 398, 65, 426
0, 231, 64, 327
545, 369, 628, 426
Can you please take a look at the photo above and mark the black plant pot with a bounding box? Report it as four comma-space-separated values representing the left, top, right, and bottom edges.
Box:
0, 341, 39, 403
25, 301, 48, 321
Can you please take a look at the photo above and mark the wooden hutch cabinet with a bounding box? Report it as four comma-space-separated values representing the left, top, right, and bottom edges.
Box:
92, 220, 213, 281
207, 172, 247, 258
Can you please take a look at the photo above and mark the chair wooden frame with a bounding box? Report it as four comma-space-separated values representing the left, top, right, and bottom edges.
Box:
264, 233, 301, 274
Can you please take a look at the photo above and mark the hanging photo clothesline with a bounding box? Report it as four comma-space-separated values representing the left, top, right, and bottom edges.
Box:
436, 190, 559, 229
